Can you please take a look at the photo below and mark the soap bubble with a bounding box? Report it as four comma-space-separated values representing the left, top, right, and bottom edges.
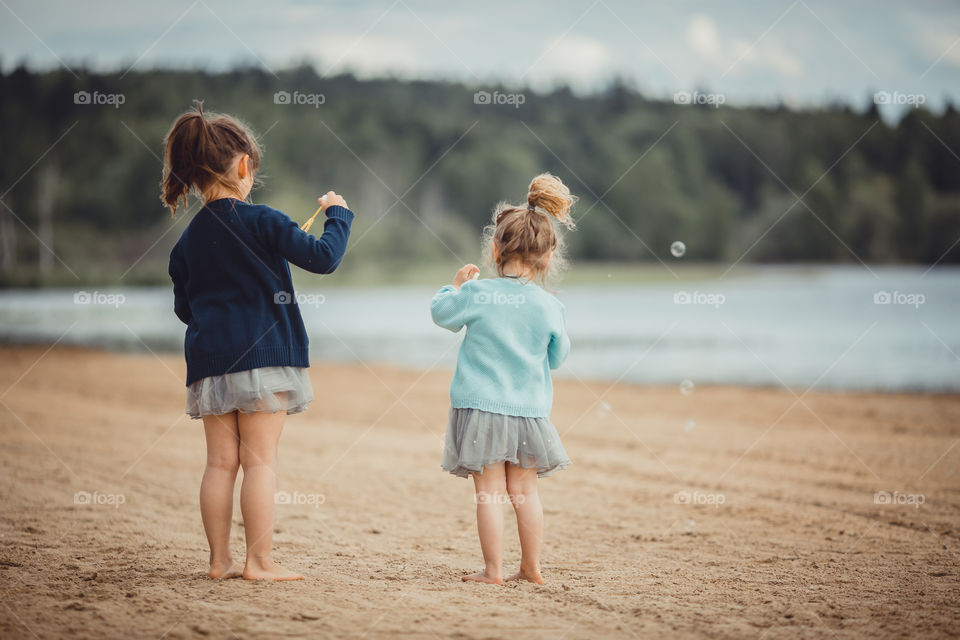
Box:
670, 241, 686, 258
685, 517, 696, 532
683, 419, 696, 432
596, 401, 612, 417
680, 379, 695, 396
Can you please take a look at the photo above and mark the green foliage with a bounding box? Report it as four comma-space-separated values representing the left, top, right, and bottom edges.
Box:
0, 65, 958, 287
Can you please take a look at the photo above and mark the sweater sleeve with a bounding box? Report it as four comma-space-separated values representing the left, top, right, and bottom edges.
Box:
260, 205, 354, 274
431, 284, 469, 332
547, 308, 570, 369
168, 243, 192, 325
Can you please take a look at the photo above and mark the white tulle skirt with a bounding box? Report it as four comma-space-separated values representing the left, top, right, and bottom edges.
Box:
186, 366, 313, 419
441, 408, 571, 478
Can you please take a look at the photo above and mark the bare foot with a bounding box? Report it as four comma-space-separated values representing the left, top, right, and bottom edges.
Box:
208, 561, 243, 580
506, 568, 544, 584
243, 560, 304, 582
462, 570, 503, 585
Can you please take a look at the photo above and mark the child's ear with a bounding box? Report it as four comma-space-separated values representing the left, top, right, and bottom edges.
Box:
237, 154, 249, 180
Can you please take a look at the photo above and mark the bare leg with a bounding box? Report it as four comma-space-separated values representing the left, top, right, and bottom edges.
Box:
505, 464, 544, 584
463, 462, 506, 585
200, 412, 242, 579
237, 410, 302, 581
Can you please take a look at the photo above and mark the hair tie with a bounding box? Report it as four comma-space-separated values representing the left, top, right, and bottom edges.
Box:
527, 203, 535, 212
193, 99, 211, 133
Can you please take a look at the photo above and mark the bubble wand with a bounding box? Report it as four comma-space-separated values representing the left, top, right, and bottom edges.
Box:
300, 195, 328, 233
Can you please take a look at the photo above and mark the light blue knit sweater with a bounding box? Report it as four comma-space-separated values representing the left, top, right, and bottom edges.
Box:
431, 277, 570, 418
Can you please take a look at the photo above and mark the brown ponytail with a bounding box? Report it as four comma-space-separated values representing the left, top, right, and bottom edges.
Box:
484, 173, 577, 285
160, 100, 262, 217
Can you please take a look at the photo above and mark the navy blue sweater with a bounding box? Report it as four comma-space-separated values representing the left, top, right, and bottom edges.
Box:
168, 198, 354, 386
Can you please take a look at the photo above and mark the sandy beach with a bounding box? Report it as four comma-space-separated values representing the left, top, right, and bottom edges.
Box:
0, 344, 957, 639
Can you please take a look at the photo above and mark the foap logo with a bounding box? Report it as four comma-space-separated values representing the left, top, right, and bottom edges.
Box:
274, 490, 326, 508
874, 490, 925, 509
273, 90, 326, 108
74, 90, 125, 109
475, 491, 525, 505
274, 291, 326, 307
673, 290, 725, 308
473, 291, 526, 308
873, 290, 925, 309
673, 490, 725, 508
473, 90, 526, 109
74, 290, 125, 308
673, 91, 725, 108
873, 91, 926, 108
74, 490, 126, 508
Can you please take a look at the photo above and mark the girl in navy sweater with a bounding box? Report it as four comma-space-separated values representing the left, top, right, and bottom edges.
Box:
164, 102, 354, 581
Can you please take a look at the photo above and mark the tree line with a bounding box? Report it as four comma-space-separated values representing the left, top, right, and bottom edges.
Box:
0, 64, 957, 286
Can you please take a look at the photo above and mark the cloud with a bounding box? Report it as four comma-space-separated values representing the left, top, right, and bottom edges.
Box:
730, 38, 804, 77
916, 28, 960, 72
685, 14, 803, 78
528, 35, 615, 89
687, 14, 720, 57
305, 33, 423, 77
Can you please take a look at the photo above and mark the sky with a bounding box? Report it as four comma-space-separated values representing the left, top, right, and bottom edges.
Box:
1, 0, 958, 116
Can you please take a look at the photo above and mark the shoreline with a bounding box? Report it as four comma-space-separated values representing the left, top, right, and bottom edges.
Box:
1, 339, 957, 397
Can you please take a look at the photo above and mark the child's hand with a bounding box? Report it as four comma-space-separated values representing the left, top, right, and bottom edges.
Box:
452, 264, 480, 289
320, 191, 349, 211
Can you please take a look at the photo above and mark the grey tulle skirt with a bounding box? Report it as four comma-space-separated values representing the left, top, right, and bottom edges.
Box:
186, 366, 313, 419
442, 408, 571, 478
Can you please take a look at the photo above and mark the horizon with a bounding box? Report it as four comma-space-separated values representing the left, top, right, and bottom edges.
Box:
2, 0, 958, 121
6, 62, 951, 124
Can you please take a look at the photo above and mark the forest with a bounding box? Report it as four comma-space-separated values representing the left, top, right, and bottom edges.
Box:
1, 64, 958, 286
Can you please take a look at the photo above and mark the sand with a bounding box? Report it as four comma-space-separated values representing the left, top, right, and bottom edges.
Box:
0, 344, 957, 639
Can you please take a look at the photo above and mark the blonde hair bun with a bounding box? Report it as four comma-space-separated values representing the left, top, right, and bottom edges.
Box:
483, 172, 578, 287
527, 172, 577, 229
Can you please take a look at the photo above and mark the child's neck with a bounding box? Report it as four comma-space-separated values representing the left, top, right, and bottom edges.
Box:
204, 185, 247, 204
500, 260, 538, 281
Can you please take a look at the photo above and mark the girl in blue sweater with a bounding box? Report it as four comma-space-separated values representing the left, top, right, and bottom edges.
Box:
431, 173, 575, 585
163, 102, 354, 581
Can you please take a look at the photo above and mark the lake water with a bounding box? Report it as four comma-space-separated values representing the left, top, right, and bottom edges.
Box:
0, 266, 957, 392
